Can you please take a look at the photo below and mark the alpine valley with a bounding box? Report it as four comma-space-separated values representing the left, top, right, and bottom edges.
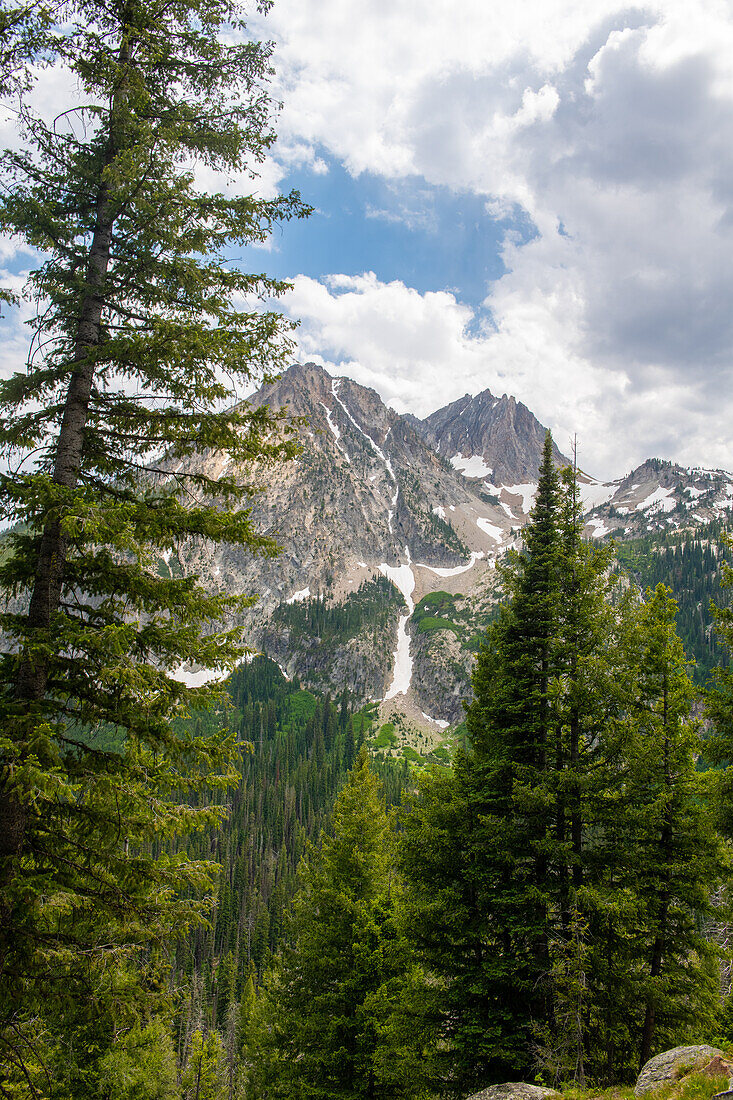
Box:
174, 361, 733, 738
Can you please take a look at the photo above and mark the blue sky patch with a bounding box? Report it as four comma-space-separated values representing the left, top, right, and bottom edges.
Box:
250, 154, 534, 311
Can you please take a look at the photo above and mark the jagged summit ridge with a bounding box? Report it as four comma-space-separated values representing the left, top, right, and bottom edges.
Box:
177, 361, 537, 717
412, 386, 568, 484
175, 362, 733, 721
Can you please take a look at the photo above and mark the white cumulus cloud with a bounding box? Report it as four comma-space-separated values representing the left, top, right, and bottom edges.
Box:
258, 0, 733, 475
285, 269, 733, 480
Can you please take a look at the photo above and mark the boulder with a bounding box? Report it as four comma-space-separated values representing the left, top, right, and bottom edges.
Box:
466, 1085, 559, 1100
635, 1045, 725, 1096
701, 1055, 733, 1079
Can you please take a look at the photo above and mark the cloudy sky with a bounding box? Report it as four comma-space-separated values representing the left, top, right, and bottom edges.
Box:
3, 0, 733, 479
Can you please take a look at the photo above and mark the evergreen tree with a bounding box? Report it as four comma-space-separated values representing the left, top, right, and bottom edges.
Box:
181, 1029, 227, 1100
401, 434, 566, 1092
705, 535, 733, 828
402, 448, 724, 1092
247, 748, 433, 1099
630, 586, 722, 1064
0, 0, 306, 1080
97, 1019, 180, 1100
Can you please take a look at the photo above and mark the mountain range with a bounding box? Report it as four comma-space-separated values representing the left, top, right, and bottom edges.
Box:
174, 362, 733, 728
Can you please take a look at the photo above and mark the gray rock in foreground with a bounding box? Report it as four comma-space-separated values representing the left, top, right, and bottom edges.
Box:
466, 1085, 559, 1100
635, 1045, 724, 1096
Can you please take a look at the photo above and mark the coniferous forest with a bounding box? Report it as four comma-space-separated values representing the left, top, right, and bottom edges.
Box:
3, 3, 733, 1100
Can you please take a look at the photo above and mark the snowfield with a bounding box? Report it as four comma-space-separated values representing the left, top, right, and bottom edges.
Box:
287, 587, 311, 604
450, 453, 494, 479
380, 548, 416, 700
502, 483, 537, 514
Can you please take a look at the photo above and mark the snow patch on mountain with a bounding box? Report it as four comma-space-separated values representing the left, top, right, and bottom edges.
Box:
421, 711, 450, 730
415, 551, 485, 578
379, 558, 415, 607
320, 401, 350, 463
450, 453, 494, 479
331, 379, 401, 533
638, 486, 676, 513
503, 483, 537, 514
476, 517, 504, 542
714, 486, 733, 511
171, 664, 227, 688
380, 548, 416, 701
332, 379, 396, 482
577, 479, 617, 509
587, 518, 612, 539
287, 587, 311, 604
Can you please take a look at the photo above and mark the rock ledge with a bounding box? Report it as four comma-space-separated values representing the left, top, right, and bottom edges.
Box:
467, 1084, 559, 1100
635, 1045, 724, 1096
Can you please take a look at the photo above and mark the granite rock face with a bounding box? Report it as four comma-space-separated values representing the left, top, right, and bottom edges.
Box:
170, 361, 733, 718
635, 1045, 724, 1095
175, 362, 517, 713
414, 388, 568, 485
466, 1084, 559, 1100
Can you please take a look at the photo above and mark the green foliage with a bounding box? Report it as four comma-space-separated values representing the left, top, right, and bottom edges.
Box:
0, 0, 308, 1086
0, 2, 55, 99
97, 1020, 180, 1100
284, 688, 319, 724
273, 575, 405, 643
181, 1029, 226, 1100
411, 589, 497, 648
619, 585, 723, 1066
429, 742, 451, 764
414, 591, 464, 615
616, 520, 731, 683
704, 534, 733, 835
401, 440, 726, 1095
170, 654, 410, 1047
533, 909, 592, 1088
373, 721, 398, 749
416, 616, 463, 636
246, 750, 435, 1099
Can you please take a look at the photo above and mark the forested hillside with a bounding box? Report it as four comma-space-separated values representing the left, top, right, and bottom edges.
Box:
173, 658, 408, 1038
216, 442, 733, 1100
615, 521, 732, 682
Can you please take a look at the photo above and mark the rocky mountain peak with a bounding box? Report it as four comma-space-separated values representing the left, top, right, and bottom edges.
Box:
175, 361, 733, 724
411, 387, 567, 485
582, 458, 733, 540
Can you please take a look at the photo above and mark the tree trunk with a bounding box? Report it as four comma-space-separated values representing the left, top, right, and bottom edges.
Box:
0, 27, 131, 870
639, 922, 666, 1068
639, 679, 672, 1069
570, 702, 582, 890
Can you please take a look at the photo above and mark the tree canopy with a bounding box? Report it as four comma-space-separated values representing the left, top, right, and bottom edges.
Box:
0, 0, 308, 1080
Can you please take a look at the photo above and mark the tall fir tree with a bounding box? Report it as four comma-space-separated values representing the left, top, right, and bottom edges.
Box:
628, 586, 723, 1066
401, 433, 565, 1092
247, 748, 433, 1100
0, 0, 307, 1081
402, 445, 725, 1093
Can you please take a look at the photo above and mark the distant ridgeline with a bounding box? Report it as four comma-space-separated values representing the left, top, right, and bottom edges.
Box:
173, 656, 408, 1032
615, 518, 732, 683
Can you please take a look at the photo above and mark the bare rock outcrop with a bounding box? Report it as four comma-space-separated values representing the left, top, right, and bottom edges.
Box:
466, 1084, 559, 1100
635, 1045, 724, 1096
